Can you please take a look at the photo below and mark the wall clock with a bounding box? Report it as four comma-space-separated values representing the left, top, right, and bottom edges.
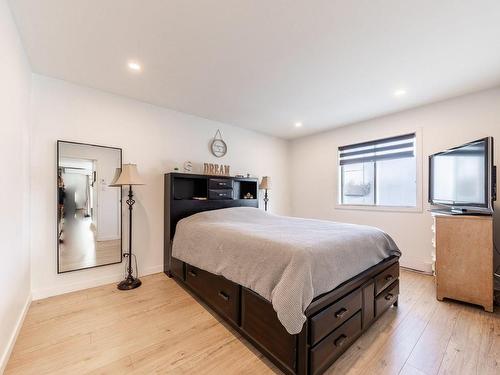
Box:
210, 129, 227, 158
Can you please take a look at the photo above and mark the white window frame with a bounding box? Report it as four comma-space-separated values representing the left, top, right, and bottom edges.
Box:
335, 128, 423, 213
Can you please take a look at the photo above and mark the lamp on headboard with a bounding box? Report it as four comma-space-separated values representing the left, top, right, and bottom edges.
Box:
259, 176, 271, 211
113, 164, 145, 290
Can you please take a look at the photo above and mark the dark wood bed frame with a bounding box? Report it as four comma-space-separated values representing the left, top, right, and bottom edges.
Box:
164, 173, 400, 375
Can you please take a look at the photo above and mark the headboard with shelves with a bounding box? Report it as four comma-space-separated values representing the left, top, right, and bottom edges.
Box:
164, 172, 259, 275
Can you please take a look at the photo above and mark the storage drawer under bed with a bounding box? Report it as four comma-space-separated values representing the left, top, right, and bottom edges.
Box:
310, 289, 362, 345
173, 259, 400, 375
310, 311, 362, 375
185, 265, 240, 324
374, 262, 399, 295
375, 280, 399, 317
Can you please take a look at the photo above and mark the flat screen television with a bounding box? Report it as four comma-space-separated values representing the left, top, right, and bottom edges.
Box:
429, 137, 496, 214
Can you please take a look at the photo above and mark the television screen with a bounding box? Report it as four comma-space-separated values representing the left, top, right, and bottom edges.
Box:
429, 138, 493, 210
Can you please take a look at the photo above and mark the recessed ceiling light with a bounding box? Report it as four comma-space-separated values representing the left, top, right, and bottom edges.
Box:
394, 89, 406, 97
127, 61, 142, 72
295, 122, 303, 128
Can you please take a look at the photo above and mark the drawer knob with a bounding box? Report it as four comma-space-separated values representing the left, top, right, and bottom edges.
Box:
334, 308, 348, 319
188, 270, 197, 277
218, 291, 229, 301
218, 182, 226, 186
385, 293, 394, 301
385, 275, 394, 282
334, 334, 347, 347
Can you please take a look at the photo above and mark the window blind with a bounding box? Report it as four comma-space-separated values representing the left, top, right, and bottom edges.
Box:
339, 133, 416, 166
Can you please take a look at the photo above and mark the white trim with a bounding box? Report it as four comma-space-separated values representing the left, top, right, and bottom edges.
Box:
336, 128, 424, 213
399, 255, 433, 274
400, 266, 433, 276
335, 204, 423, 213
95, 234, 121, 241
32, 264, 163, 300
0, 293, 32, 374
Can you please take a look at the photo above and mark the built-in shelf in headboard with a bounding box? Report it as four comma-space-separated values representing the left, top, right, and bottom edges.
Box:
163, 172, 259, 276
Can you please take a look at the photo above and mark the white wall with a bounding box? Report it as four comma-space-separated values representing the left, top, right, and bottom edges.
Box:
30, 74, 290, 299
26, 75, 500, 297
290, 88, 500, 272
0, 0, 32, 372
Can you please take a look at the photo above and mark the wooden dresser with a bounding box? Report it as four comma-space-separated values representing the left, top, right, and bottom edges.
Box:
432, 213, 494, 312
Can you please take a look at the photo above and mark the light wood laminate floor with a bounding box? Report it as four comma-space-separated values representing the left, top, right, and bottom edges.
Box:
59, 211, 121, 272
5, 270, 500, 374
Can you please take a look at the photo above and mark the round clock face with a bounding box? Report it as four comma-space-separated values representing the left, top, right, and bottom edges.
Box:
211, 139, 227, 157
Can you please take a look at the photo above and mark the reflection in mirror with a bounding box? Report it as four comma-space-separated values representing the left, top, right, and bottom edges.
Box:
57, 141, 122, 273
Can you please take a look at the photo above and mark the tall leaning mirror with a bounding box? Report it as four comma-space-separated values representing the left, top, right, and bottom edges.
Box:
57, 141, 122, 273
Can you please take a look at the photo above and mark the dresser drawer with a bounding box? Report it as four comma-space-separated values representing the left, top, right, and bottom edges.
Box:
185, 265, 240, 324
208, 189, 234, 200
375, 280, 399, 317
310, 311, 362, 375
310, 289, 362, 345
208, 178, 233, 190
374, 263, 399, 295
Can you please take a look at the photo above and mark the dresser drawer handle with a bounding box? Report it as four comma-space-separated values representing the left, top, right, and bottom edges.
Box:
218, 193, 225, 197
334, 334, 347, 347
334, 308, 348, 319
384, 293, 394, 301
218, 182, 227, 186
188, 270, 197, 277
385, 275, 394, 282
218, 291, 229, 301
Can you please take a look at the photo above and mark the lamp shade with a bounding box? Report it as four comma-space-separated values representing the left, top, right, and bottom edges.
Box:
259, 176, 271, 190
108, 168, 122, 187
113, 164, 145, 186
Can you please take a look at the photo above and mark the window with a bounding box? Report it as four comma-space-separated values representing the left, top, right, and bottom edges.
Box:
339, 133, 417, 207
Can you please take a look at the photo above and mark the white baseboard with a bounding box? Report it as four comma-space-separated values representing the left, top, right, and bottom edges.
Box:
143, 265, 163, 276
0, 293, 32, 374
32, 264, 164, 301
399, 256, 433, 274
96, 235, 121, 242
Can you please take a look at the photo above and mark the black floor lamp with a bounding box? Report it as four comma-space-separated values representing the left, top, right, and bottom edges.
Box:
112, 163, 145, 290
259, 176, 271, 211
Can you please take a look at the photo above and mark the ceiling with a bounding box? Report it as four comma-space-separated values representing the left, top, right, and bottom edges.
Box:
8, 0, 500, 139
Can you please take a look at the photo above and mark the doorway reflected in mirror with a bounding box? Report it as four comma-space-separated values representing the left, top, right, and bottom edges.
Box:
57, 141, 122, 273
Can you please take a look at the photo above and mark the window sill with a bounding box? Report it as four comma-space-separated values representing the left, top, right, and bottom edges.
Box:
334, 204, 423, 213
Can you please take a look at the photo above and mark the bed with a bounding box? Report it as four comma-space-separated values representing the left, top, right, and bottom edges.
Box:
164, 173, 401, 375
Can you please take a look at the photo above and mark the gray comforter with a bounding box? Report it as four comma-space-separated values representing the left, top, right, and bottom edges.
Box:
172, 207, 400, 334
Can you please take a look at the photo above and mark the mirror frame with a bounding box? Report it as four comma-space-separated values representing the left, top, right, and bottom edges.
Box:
57, 140, 123, 274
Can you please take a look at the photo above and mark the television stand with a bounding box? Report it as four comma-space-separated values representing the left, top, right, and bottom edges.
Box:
430, 208, 492, 216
